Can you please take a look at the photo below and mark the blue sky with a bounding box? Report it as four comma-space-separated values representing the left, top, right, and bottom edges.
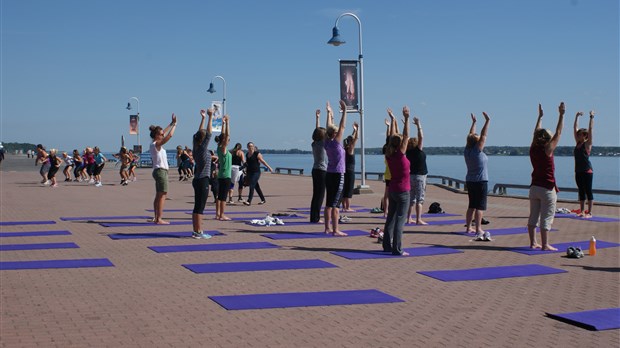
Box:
2, 0, 618, 152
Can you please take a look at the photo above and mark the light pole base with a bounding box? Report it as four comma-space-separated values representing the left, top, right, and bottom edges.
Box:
353, 185, 373, 195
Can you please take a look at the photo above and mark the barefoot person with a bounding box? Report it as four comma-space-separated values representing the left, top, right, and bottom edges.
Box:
310, 107, 327, 223
149, 114, 177, 224
573, 110, 595, 217
341, 121, 359, 213
35, 144, 50, 184
528, 102, 564, 251
464, 111, 491, 241
383, 106, 411, 256
216, 115, 232, 220
323, 100, 348, 236
191, 108, 214, 238
406, 116, 428, 225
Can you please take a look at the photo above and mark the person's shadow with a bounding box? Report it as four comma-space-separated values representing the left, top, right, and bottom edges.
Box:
562, 265, 620, 273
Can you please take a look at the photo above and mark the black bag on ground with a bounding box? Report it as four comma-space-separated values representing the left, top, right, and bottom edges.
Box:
428, 202, 444, 214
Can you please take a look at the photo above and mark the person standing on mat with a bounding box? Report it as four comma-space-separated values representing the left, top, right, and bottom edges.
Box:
149, 113, 177, 225
527, 102, 564, 251
572, 110, 595, 218
243, 142, 273, 206
464, 111, 491, 241
383, 106, 411, 256
191, 108, 214, 239
323, 100, 348, 236
341, 121, 359, 214
310, 107, 327, 223
406, 116, 428, 225
216, 115, 232, 220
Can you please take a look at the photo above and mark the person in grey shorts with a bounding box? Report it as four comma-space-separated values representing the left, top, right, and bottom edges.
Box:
406, 116, 428, 225
149, 114, 177, 225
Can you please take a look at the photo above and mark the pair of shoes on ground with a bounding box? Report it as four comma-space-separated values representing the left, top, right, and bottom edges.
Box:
370, 227, 383, 238
192, 231, 212, 239
566, 246, 584, 258
339, 215, 352, 223
370, 207, 383, 214
473, 231, 492, 242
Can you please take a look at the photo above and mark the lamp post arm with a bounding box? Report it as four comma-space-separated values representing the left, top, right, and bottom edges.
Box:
214, 75, 227, 115
335, 13, 363, 58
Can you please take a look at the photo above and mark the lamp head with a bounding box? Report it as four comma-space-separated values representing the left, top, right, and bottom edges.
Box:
207, 82, 216, 94
126, 102, 132, 110
327, 26, 345, 46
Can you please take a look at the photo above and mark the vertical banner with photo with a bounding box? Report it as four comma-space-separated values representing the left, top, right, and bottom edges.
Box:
211, 101, 223, 133
129, 115, 139, 135
339, 60, 359, 112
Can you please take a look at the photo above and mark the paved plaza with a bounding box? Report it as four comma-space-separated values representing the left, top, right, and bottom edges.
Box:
1, 156, 619, 347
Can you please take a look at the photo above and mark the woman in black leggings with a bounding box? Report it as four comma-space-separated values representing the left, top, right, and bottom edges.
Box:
310, 107, 327, 223
243, 142, 273, 206
573, 110, 595, 217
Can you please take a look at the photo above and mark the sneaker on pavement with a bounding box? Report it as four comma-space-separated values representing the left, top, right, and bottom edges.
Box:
192, 231, 212, 239
474, 232, 485, 241
483, 231, 492, 241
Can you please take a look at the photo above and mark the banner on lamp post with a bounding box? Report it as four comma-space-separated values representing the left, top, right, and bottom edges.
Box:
339, 60, 359, 112
211, 101, 223, 133
129, 115, 139, 135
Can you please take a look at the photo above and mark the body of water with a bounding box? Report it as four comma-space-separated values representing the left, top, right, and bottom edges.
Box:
259, 154, 620, 203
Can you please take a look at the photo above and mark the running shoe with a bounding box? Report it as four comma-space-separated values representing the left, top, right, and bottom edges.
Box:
339, 215, 352, 223
258, 201, 266, 205
483, 231, 492, 241
192, 231, 212, 239
473, 232, 485, 241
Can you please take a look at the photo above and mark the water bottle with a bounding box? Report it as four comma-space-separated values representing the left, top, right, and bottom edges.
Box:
589, 236, 597, 256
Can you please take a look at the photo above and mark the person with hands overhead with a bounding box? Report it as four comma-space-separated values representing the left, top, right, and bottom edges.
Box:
383, 106, 411, 256
243, 142, 273, 206
406, 116, 428, 225
464, 111, 491, 241
527, 102, 565, 251
191, 108, 214, 239
309, 107, 328, 223
149, 113, 177, 224
323, 100, 348, 236
341, 121, 359, 213
572, 110, 595, 218
216, 115, 232, 221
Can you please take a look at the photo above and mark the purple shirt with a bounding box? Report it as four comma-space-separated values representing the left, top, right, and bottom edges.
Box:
325, 139, 345, 174
387, 151, 410, 193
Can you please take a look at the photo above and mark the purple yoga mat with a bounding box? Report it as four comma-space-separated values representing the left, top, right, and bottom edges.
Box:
406, 219, 466, 226
148, 241, 279, 253
1, 258, 114, 270
108, 230, 223, 240
546, 308, 620, 331
0, 242, 79, 251
418, 264, 567, 281
60, 215, 152, 221
230, 215, 306, 221
508, 240, 620, 256
374, 213, 461, 219
0, 220, 56, 226
331, 246, 463, 260
99, 221, 193, 227
209, 289, 404, 310
261, 229, 368, 240
0, 230, 72, 238
453, 227, 558, 237
183, 259, 338, 274
555, 214, 619, 222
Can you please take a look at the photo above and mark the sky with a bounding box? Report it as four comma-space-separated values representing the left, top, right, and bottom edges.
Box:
1, 0, 618, 153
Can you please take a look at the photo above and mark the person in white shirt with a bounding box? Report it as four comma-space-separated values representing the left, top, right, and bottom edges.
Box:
149, 113, 177, 224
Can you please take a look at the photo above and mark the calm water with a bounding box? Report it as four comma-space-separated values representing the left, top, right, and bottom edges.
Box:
260, 154, 620, 203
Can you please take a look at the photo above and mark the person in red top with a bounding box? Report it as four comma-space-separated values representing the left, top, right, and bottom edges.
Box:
572, 110, 595, 217
527, 102, 564, 251
382, 106, 411, 256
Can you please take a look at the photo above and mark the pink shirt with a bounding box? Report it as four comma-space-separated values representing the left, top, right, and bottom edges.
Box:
386, 151, 410, 193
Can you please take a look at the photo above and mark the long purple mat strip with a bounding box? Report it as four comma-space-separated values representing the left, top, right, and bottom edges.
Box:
261, 229, 368, 240
149, 241, 279, 253
418, 264, 567, 281
0, 230, 72, 238
183, 259, 338, 274
509, 240, 620, 255
61, 215, 152, 221
555, 214, 619, 222
373, 213, 461, 219
209, 289, 404, 310
546, 308, 620, 331
1, 242, 79, 251
0, 220, 56, 226
108, 230, 223, 240
331, 246, 463, 260
1, 258, 114, 270
453, 227, 558, 237
100, 221, 192, 227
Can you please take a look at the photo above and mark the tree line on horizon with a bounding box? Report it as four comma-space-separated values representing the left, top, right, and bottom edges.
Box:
2, 142, 619, 157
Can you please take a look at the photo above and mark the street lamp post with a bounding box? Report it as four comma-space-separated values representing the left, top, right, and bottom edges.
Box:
328, 12, 370, 192
126, 96, 140, 149
207, 75, 227, 115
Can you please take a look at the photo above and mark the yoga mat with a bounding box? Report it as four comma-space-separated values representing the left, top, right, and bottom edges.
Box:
209, 289, 404, 310
289, 205, 363, 211
230, 215, 306, 221
546, 308, 620, 331
1, 258, 114, 270
374, 213, 461, 219
60, 215, 152, 221
0, 220, 56, 226
509, 240, 620, 256
453, 227, 558, 237
1, 242, 79, 251
108, 230, 223, 240
406, 219, 466, 226
332, 246, 463, 260
149, 241, 279, 253
0, 230, 72, 238
418, 264, 567, 282
246, 220, 319, 227
183, 259, 338, 274
261, 229, 368, 240
100, 221, 192, 227
184, 211, 270, 215
555, 214, 619, 222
